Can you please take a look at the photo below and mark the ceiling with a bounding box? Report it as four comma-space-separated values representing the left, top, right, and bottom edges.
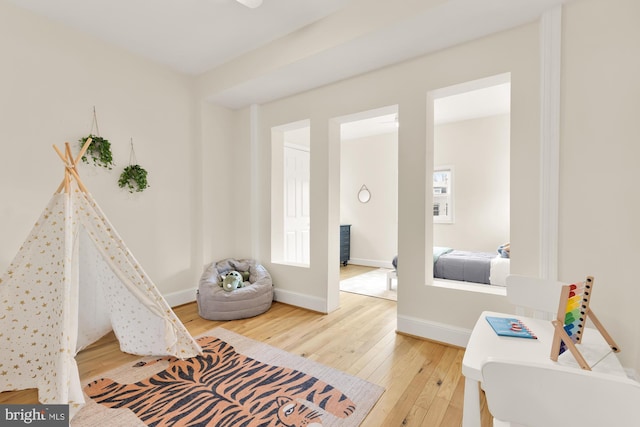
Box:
341, 81, 511, 140
282, 80, 510, 142
9, 0, 571, 110
10, 0, 353, 75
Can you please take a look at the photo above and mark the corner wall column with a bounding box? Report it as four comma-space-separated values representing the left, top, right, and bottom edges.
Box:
250, 104, 261, 260
539, 6, 562, 281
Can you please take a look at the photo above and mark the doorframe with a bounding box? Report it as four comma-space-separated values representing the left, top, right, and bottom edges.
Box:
332, 104, 399, 307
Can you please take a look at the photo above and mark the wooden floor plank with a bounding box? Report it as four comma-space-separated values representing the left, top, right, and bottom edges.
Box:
379, 342, 447, 426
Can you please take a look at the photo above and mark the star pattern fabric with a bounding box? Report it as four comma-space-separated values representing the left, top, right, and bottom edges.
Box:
0, 187, 201, 418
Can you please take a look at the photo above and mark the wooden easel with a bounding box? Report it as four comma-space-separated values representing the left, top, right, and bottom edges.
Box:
53, 138, 92, 194
550, 276, 620, 370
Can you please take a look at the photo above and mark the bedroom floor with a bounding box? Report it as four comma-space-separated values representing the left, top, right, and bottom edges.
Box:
339, 263, 378, 280
340, 264, 397, 301
340, 264, 506, 300
0, 273, 495, 426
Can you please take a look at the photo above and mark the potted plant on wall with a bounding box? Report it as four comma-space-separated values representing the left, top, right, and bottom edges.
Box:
118, 138, 149, 193
79, 134, 114, 169
79, 107, 115, 169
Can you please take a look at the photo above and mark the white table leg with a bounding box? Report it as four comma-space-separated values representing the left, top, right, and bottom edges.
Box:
462, 377, 481, 427
387, 270, 396, 290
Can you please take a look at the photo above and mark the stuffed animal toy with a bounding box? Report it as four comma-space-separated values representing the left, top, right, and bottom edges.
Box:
222, 270, 243, 292
241, 270, 250, 282
497, 242, 510, 258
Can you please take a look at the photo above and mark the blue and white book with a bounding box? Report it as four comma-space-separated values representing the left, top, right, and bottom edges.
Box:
486, 316, 537, 339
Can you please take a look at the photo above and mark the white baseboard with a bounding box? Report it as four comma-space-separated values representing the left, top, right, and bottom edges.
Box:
625, 368, 640, 381
397, 314, 472, 348
164, 286, 328, 315
348, 258, 394, 269
165, 287, 197, 308
273, 288, 328, 313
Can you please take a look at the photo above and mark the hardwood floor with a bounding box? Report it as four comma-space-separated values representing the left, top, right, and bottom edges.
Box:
340, 263, 378, 280
0, 266, 493, 426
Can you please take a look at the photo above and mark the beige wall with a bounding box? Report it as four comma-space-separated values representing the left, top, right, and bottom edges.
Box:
0, 1, 201, 300
434, 114, 510, 252
199, 102, 237, 267
249, 22, 539, 325
340, 132, 398, 267
559, 0, 640, 370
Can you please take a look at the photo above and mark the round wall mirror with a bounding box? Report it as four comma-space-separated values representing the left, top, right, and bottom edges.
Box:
358, 185, 371, 203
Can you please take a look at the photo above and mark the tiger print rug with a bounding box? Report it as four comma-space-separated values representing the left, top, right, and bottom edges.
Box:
72, 327, 384, 426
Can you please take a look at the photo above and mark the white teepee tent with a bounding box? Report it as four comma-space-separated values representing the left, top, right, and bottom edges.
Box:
0, 140, 202, 417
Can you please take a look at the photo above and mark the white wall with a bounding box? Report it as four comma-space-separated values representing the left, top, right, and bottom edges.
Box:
340, 132, 398, 267
199, 102, 237, 269
242, 22, 539, 327
559, 0, 640, 371
434, 114, 510, 252
0, 1, 201, 301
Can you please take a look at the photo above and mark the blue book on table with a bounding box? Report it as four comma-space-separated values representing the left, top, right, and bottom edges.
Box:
486, 316, 537, 339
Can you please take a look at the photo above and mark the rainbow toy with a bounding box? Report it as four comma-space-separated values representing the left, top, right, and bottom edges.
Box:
550, 276, 619, 370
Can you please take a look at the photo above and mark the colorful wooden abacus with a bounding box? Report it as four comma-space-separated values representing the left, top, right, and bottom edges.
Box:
550, 276, 620, 370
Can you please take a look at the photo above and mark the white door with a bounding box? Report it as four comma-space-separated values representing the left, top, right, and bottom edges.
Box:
284, 145, 310, 264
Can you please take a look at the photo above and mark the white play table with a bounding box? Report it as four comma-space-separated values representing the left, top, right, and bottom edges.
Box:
461, 311, 626, 427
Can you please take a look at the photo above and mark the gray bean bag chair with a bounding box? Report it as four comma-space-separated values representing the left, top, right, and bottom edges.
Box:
197, 258, 273, 321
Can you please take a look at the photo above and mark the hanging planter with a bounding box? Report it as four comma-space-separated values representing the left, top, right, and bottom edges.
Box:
118, 164, 149, 193
79, 107, 115, 169
79, 134, 114, 169
118, 138, 149, 193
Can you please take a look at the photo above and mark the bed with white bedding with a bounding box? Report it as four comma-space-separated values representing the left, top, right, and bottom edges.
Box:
392, 246, 510, 286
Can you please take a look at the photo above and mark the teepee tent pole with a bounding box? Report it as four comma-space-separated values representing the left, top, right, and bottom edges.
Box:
66, 164, 89, 193
53, 139, 92, 194
52, 144, 70, 194
65, 143, 74, 165
55, 178, 65, 195
52, 143, 67, 163
75, 137, 92, 165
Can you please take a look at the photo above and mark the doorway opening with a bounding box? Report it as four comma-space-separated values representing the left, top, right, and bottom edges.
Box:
338, 105, 399, 301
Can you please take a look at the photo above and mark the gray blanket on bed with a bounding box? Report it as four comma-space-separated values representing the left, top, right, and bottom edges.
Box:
433, 250, 494, 284
392, 247, 453, 270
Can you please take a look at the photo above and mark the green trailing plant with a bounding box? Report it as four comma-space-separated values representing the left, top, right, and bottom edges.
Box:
79, 134, 114, 169
118, 164, 149, 193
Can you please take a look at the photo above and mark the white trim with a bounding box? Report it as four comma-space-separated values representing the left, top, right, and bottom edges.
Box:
250, 104, 260, 260
429, 72, 511, 99
347, 258, 394, 269
625, 368, 640, 382
273, 288, 328, 313
426, 73, 510, 284
433, 165, 454, 224
336, 104, 398, 125
272, 118, 312, 132
539, 6, 562, 281
283, 141, 310, 152
397, 314, 472, 348
432, 279, 507, 296
164, 287, 334, 317
165, 287, 197, 308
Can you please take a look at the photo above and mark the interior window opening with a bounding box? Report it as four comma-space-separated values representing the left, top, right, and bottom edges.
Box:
271, 120, 311, 267
429, 73, 511, 294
